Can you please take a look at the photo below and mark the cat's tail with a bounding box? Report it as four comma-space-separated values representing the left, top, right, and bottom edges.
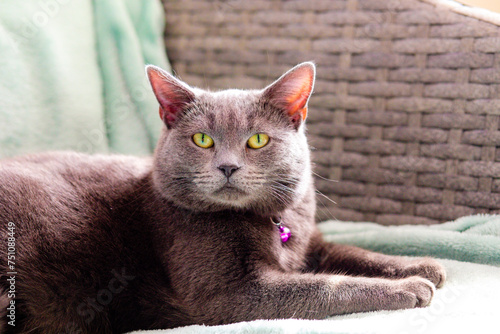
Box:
0, 291, 7, 333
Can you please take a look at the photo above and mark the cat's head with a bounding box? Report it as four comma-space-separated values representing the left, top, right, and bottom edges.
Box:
146, 62, 315, 215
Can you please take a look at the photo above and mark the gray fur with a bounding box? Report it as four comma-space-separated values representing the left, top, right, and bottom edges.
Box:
0, 63, 445, 333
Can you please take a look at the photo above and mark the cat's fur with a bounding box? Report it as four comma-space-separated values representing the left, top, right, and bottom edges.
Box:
0, 63, 445, 333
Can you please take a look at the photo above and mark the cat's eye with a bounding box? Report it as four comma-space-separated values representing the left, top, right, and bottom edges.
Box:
192, 133, 214, 148
247, 133, 269, 149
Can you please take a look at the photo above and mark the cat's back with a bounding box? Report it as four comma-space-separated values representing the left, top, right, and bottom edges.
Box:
0, 151, 152, 225
0, 151, 152, 189
0, 151, 152, 181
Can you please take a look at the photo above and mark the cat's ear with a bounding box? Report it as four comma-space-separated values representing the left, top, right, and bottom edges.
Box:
262, 62, 315, 129
146, 65, 195, 128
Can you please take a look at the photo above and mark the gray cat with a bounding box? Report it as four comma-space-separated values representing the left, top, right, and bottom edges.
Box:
0, 62, 445, 333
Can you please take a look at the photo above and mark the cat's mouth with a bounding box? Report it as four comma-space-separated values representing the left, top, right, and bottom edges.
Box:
217, 182, 245, 193
212, 182, 248, 202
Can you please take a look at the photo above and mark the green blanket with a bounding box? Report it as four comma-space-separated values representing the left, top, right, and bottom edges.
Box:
319, 214, 500, 266
130, 214, 500, 334
0, 0, 169, 158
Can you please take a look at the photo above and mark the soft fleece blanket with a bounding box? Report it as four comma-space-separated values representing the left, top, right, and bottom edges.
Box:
131, 215, 500, 334
0, 0, 169, 158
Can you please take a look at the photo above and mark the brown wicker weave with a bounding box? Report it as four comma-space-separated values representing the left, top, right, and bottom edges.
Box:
162, 0, 500, 224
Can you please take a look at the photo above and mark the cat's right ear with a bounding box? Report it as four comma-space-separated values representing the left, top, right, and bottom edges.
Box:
146, 65, 195, 128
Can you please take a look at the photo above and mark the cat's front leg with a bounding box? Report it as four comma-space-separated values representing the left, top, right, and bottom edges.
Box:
305, 232, 446, 288
190, 270, 435, 324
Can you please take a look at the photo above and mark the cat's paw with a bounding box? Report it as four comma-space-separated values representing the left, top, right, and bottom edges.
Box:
401, 258, 446, 288
395, 276, 435, 308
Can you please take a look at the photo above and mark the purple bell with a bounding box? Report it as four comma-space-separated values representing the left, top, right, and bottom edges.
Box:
279, 226, 291, 243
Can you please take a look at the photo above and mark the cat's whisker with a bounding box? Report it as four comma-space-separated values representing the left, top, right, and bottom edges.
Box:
273, 180, 301, 189
314, 189, 338, 221
270, 185, 294, 196
312, 171, 338, 183
174, 172, 211, 179
267, 184, 287, 197
316, 200, 337, 221
315, 189, 337, 205
271, 180, 296, 193
267, 184, 294, 206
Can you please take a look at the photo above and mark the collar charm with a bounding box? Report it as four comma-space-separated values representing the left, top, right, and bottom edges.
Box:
271, 216, 291, 243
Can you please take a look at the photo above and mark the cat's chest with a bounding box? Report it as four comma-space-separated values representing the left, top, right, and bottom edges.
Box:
162, 209, 312, 275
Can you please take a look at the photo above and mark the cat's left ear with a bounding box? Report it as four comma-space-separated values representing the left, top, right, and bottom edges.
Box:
146, 65, 195, 128
262, 62, 315, 129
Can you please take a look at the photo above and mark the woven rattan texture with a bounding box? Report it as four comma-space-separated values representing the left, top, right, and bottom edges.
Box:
162, 0, 500, 224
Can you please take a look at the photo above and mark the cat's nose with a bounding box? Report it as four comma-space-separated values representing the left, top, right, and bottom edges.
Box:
218, 164, 240, 178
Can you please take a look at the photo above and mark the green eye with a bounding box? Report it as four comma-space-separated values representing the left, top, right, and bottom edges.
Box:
247, 133, 269, 149
193, 133, 214, 148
